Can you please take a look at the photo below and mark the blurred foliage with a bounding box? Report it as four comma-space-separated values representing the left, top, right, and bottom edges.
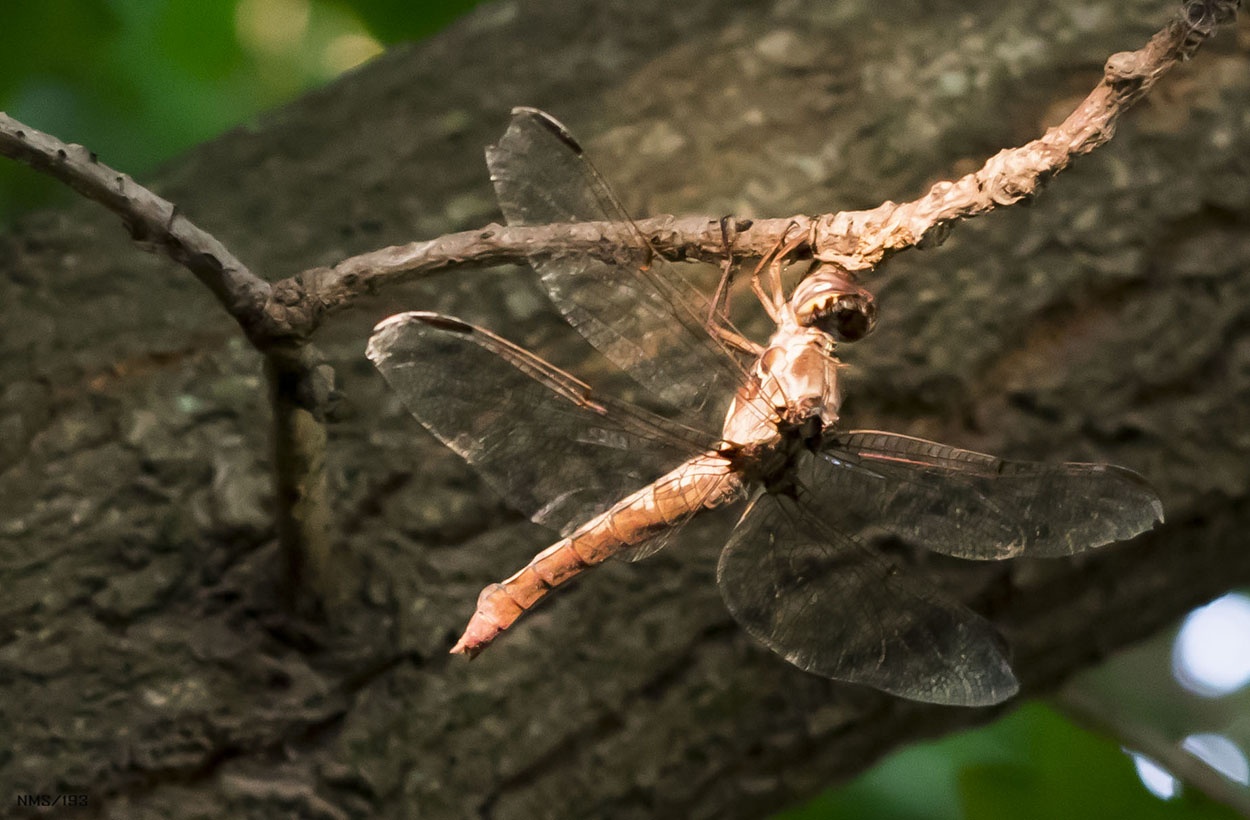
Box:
330, 0, 483, 42
777, 703, 1239, 820
0, 0, 482, 223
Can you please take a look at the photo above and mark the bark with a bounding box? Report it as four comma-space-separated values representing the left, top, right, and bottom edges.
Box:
1, 1, 1248, 818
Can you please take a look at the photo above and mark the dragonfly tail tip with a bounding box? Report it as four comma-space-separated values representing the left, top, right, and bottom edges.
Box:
450, 635, 485, 659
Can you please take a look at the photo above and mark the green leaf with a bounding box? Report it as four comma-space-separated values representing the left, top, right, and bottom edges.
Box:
779, 704, 1245, 820
330, 0, 486, 43
959, 763, 1041, 820
154, 1, 248, 82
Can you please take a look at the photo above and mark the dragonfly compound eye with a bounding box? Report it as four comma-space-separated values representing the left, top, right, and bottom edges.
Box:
792, 266, 878, 343
799, 291, 877, 342
825, 295, 877, 342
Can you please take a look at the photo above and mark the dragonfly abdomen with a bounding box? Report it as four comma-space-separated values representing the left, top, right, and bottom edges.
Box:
450, 454, 740, 656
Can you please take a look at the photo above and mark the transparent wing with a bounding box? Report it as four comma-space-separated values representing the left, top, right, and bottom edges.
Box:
809, 431, 1164, 560
487, 107, 743, 425
718, 488, 1019, 706
367, 311, 712, 536
616, 455, 745, 563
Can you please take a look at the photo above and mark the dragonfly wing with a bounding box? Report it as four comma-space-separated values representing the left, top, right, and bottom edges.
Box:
811, 432, 1164, 560
487, 107, 742, 424
718, 489, 1019, 706
616, 464, 743, 563
368, 311, 710, 536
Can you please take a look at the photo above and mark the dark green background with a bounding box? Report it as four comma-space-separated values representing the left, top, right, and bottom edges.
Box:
0, 0, 483, 222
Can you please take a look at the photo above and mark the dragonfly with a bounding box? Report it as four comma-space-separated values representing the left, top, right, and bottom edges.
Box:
367, 107, 1163, 706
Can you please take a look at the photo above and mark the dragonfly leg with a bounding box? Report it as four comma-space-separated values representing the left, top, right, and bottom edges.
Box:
749, 252, 781, 323
768, 228, 809, 315
706, 215, 738, 329
703, 215, 765, 357
750, 222, 807, 320
709, 324, 764, 357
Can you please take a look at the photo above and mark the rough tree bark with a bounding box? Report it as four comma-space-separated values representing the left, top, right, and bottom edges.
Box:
1, 0, 1248, 818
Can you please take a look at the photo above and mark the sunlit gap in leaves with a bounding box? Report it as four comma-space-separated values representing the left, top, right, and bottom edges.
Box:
1122, 591, 1250, 801
1127, 735, 1250, 801
234, 0, 383, 84
1172, 592, 1250, 697
235, 0, 312, 55
1130, 753, 1181, 800
1182, 734, 1250, 786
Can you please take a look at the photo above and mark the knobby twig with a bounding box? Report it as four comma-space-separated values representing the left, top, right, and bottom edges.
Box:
0, 0, 1238, 615
285, 0, 1240, 333
0, 113, 272, 337
809, 0, 1241, 271
277, 214, 798, 331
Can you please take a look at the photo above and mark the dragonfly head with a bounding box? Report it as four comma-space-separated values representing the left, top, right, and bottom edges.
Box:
792, 265, 877, 344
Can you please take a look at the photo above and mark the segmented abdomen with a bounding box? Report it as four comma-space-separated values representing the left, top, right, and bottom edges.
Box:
450, 453, 741, 655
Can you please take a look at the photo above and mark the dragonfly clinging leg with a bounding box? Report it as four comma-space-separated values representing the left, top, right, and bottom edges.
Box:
701, 216, 764, 358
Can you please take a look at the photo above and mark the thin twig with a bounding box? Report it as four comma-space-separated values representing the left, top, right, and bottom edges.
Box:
1055, 685, 1250, 815
0, 112, 273, 340
809, 0, 1242, 272
278, 215, 801, 335
265, 345, 338, 617
2, 2, 1238, 341
283, 0, 1238, 335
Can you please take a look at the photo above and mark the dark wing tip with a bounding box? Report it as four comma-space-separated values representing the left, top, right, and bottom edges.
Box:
367, 311, 475, 364
412, 312, 474, 333
371, 310, 471, 334
510, 106, 584, 155
1103, 463, 1165, 525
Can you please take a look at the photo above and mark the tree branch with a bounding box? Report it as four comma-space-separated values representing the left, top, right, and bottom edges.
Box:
1054, 686, 1250, 815
0, 0, 1238, 631
271, 0, 1240, 336
0, 113, 272, 341
810, 0, 1242, 272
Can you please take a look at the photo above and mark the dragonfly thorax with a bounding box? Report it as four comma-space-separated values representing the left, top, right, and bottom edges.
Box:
720, 320, 844, 447
723, 414, 824, 496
